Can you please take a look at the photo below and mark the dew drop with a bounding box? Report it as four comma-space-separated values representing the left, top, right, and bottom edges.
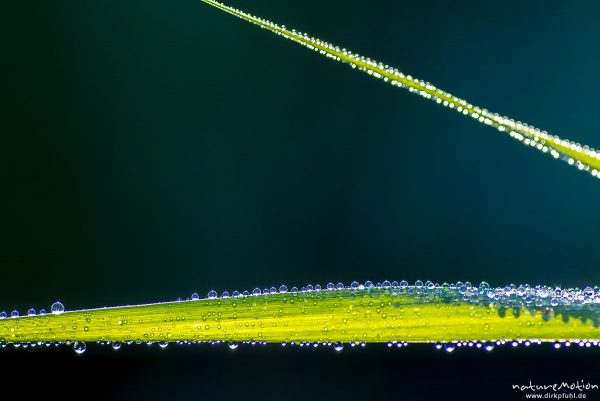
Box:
228, 342, 239, 350
208, 290, 217, 299
333, 342, 344, 352
159, 342, 169, 348
279, 285, 288, 293
112, 342, 122, 350
0, 311, 6, 319
191, 292, 199, 301
51, 301, 65, 315
27, 308, 36, 316
11, 310, 19, 318
74, 342, 87, 354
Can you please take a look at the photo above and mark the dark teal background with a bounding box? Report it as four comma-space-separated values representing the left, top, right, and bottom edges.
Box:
1, 1, 599, 400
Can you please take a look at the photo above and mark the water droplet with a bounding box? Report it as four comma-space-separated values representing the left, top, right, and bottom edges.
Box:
279, 285, 288, 293
445, 345, 455, 353
51, 301, 64, 315
39, 309, 46, 315
542, 307, 555, 321
208, 290, 217, 299
228, 342, 239, 350
0, 311, 6, 319
11, 310, 19, 318
159, 342, 169, 348
74, 342, 87, 354
27, 308, 36, 316
333, 342, 344, 352
191, 292, 199, 301
112, 342, 122, 350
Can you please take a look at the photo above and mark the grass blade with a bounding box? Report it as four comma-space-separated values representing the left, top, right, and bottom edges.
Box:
1, 283, 598, 352
202, 0, 600, 179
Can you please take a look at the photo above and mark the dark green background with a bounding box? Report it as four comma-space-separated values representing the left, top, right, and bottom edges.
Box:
1, 1, 599, 400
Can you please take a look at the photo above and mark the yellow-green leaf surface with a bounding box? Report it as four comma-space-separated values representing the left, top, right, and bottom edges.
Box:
1, 285, 598, 350
201, 0, 600, 179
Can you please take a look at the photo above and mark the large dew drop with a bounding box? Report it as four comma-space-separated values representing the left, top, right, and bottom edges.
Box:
73, 342, 87, 354
51, 301, 64, 315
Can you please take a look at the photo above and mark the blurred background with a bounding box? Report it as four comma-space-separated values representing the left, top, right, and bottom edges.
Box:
1, 0, 599, 399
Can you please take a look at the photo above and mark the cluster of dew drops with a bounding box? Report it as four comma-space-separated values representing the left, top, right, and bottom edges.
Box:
2, 280, 600, 355
179, 279, 600, 355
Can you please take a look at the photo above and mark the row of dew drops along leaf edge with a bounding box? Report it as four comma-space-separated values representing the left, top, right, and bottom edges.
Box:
4, 336, 600, 356
1, 281, 600, 354
4, 281, 599, 319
